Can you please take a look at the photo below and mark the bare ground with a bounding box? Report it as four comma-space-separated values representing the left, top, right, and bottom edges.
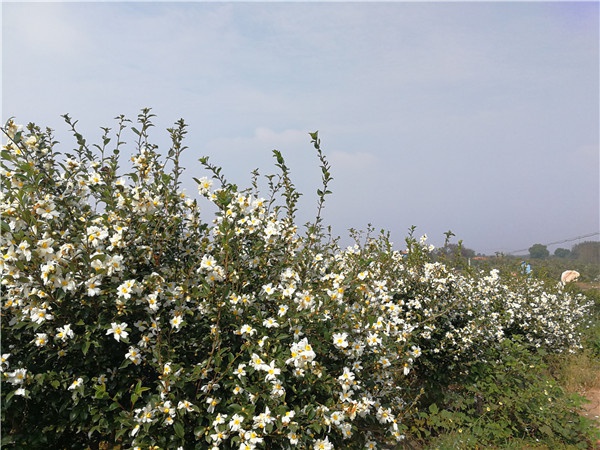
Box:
580, 388, 600, 449
581, 388, 600, 422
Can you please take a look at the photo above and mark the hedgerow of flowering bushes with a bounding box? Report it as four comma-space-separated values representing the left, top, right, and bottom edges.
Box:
0, 111, 591, 449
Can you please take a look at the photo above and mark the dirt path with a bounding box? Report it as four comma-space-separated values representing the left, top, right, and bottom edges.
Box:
582, 388, 600, 422
581, 388, 600, 449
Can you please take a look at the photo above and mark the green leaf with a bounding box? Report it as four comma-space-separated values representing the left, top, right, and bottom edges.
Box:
194, 426, 206, 440
108, 401, 121, 411
174, 421, 185, 439
4, 390, 15, 404
94, 385, 108, 400
115, 427, 128, 440
273, 150, 284, 165
429, 403, 439, 415
0, 220, 10, 234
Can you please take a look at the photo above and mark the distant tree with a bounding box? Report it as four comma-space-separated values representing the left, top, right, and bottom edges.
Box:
572, 241, 600, 264
529, 243, 549, 259
554, 248, 571, 258
434, 243, 476, 259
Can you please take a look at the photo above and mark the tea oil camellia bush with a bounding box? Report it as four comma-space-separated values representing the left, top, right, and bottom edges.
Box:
1, 110, 598, 449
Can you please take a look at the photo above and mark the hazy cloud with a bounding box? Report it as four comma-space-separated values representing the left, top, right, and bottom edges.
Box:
330, 151, 379, 172
3, 1, 598, 253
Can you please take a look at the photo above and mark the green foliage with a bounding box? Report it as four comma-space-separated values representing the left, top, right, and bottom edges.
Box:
472, 254, 599, 285
412, 338, 599, 448
529, 243, 550, 259
1, 111, 597, 449
572, 241, 600, 265
554, 247, 571, 258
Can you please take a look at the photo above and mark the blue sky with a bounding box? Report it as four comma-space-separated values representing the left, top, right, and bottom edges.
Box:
2, 1, 599, 254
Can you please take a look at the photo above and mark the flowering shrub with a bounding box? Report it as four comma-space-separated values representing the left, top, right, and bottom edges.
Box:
1, 110, 593, 449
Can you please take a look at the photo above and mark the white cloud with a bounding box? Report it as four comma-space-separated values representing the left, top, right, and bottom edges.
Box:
3, 2, 598, 254
330, 151, 378, 172
576, 144, 600, 161
4, 3, 89, 58
206, 127, 308, 155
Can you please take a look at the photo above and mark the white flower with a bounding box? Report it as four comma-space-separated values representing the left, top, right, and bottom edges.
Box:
271, 380, 285, 397
281, 410, 295, 424
339, 422, 353, 438
366, 331, 381, 347
177, 399, 194, 412
262, 317, 279, 328
260, 360, 281, 382
376, 406, 394, 424
206, 396, 220, 413
160, 400, 176, 417
146, 293, 160, 311
286, 338, 316, 370
250, 353, 264, 370
116, 279, 136, 299
197, 176, 213, 194
0, 353, 10, 372
36, 237, 55, 257
338, 367, 355, 383
85, 277, 102, 296
106, 322, 129, 342
68, 377, 83, 390
411, 346, 422, 358
379, 356, 391, 368
333, 332, 349, 349
228, 413, 244, 432
106, 254, 124, 275
209, 430, 228, 445
252, 406, 274, 431
125, 347, 142, 365
288, 431, 300, 445
262, 283, 275, 296
212, 412, 228, 426
170, 314, 183, 330
34, 333, 48, 347
15, 388, 27, 397
238, 324, 256, 338
290, 325, 303, 340
24, 135, 37, 147
30, 307, 53, 324
7, 368, 27, 385
17, 240, 32, 260
277, 304, 289, 317
56, 324, 74, 341
314, 437, 334, 450
135, 405, 154, 423
330, 410, 345, 425
86, 225, 108, 247
233, 363, 247, 379
199, 254, 217, 271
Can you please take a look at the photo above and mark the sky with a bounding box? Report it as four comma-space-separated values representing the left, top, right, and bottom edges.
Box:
2, 1, 599, 255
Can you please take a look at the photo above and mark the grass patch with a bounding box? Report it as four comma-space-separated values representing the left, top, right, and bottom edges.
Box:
549, 349, 600, 395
